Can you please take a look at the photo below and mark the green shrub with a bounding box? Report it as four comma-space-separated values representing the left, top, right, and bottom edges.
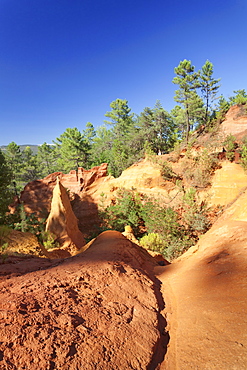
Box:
183, 149, 219, 187
160, 161, 181, 182
141, 197, 179, 237
223, 134, 237, 162
99, 188, 143, 236
182, 188, 211, 233
13, 203, 53, 248
40, 231, 59, 249
140, 196, 197, 260
140, 233, 164, 252
99, 187, 211, 261
139, 232, 190, 260
14, 203, 46, 236
240, 137, 247, 171
163, 236, 192, 260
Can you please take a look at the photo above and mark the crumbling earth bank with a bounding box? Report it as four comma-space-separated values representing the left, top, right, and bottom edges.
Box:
0, 231, 168, 370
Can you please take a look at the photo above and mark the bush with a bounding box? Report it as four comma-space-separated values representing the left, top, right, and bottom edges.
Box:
99, 188, 212, 261
13, 203, 54, 248
223, 134, 237, 162
182, 188, 211, 233
0, 150, 14, 224
240, 137, 247, 171
139, 233, 164, 252
160, 161, 181, 183
182, 149, 219, 187
14, 204, 46, 236
99, 188, 143, 236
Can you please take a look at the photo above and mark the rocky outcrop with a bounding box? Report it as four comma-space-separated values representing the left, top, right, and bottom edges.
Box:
122, 225, 140, 244
9, 163, 109, 239
15, 163, 108, 215
45, 178, 85, 252
204, 161, 247, 207
220, 104, 247, 140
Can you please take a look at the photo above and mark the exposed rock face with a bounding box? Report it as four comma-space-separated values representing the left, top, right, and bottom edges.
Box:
122, 225, 140, 244
206, 161, 247, 207
17, 163, 108, 214
45, 178, 85, 251
12, 163, 109, 238
220, 104, 247, 140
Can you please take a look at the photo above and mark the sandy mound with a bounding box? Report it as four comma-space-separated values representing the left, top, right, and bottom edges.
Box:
0, 231, 168, 370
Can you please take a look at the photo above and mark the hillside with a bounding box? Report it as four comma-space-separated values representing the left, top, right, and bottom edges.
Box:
0, 144, 39, 154
1, 104, 247, 369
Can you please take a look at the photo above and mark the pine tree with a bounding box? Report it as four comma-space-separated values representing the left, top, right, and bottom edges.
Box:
229, 90, 247, 105
138, 101, 177, 154
104, 98, 134, 138
4, 142, 23, 189
21, 146, 38, 182
54, 127, 90, 172
173, 60, 204, 143
199, 60, 220, 124
36, 143, 57, 177
215, 95, 230, 121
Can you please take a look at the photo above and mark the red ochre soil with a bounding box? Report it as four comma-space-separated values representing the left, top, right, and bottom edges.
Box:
0, 231, 169, 370
1, 224, 247, 369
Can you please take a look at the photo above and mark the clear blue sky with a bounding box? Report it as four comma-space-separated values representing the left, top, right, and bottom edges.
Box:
1, 0, 247, 145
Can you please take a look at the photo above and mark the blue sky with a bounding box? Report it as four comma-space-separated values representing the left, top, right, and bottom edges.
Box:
1, 0, 247, 145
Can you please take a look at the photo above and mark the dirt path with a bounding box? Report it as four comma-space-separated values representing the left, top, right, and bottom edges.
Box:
157, 220, 247, 369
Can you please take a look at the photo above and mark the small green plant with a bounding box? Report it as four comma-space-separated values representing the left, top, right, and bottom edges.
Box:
40, 231, 59, 249
99, 188, 143, 236
14, 203, 46, 239
163, 236, 192, 260
182, 188, 211, 233
0, 225, 11, 261
240, 137, 247, 171
98, 192, 107, 210
139, 233, 164, 252
99, 187, 212, 262
144, 140, 155, 158
223, 134, 237, 162
160, 161, 181, 183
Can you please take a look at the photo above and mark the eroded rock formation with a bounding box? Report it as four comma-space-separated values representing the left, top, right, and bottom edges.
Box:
45, 178, 85, 252
220, 104, 247, 140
